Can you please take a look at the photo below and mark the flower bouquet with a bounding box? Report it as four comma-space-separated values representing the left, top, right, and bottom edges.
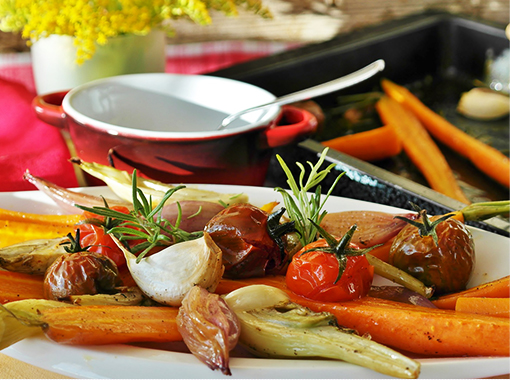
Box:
0, 0, 271, 63
0, 0, 270, 93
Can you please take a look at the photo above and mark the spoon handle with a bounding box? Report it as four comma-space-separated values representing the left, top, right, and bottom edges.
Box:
218, 59, 385, 130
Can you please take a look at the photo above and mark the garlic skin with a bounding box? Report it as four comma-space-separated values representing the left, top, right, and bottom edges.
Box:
119, 233, 224, 306
457, 87, 510, 120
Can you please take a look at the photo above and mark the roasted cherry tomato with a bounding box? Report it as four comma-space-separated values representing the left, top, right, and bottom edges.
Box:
389, 210, 475, 295
77, 206, 131, 267
205, 204, 290, 278
44, 251, 121, 300
286, 236, 374, 302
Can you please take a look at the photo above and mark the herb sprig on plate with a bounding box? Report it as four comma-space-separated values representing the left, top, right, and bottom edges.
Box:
275, 148, 344, 246
77, 170, 203, 263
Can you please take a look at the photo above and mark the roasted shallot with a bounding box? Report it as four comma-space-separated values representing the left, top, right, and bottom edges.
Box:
177, 286, 240, 375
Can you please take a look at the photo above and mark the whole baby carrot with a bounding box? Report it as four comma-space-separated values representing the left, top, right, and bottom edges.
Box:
376, 95, 470, 204
381, 79, 510, 188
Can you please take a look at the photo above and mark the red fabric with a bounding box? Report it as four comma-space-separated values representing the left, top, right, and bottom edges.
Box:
0, 77, 78, 191
0, 41, 298, 192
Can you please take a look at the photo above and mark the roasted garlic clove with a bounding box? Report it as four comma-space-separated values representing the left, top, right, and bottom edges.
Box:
0, 237, 69, 275
118, 233, 224, 306
177, 286, 240, 375
224, 285, 421, 379
457, 87, 510, 120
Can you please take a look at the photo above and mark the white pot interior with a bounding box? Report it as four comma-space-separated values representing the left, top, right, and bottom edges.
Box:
64, 73, 280, 138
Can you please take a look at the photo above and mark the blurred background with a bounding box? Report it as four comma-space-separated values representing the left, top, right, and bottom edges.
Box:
1, 0, 508, 52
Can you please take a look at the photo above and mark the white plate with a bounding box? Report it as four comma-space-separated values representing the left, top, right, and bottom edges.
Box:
1, 185, 509, 379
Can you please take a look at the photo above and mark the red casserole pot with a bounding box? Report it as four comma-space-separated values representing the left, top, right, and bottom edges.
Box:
33, 73, 317, 186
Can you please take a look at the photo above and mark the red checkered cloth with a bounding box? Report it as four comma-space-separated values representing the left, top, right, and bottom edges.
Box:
0, 41, 297, 192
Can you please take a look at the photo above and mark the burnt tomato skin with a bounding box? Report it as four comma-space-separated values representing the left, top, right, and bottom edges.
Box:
389, 217, 475, 295
44, 251, 121, 300
205, 203, 284, 279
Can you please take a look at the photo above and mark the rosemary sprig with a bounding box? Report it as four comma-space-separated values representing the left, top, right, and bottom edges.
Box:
76, 170, 203, 262
275, 148, 344, 246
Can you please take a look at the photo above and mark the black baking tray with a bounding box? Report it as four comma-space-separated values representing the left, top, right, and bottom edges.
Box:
211, 11, 510, 236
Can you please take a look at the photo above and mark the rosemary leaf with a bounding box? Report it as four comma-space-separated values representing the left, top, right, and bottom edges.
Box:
275, 148, 344, 246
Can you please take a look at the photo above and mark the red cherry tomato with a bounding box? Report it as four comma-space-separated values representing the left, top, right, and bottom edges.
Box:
286, 239, 374, 302
77, 206, 131, 267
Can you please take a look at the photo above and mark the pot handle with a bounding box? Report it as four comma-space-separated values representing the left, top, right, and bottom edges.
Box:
262, 105, 318, 149
32, 91, 69, 130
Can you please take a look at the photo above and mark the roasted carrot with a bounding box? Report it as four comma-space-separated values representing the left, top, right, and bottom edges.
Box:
381, 79, 510, 188
455, 297, 510, 318
321, 125, 402, 162
0, 270, 44, 303
293, 295, 509, 357
432, 276, 510, 309
218, 276, 509, 357
0, 208, 81, 248
41, 305, 182, 345
365, 237, 394, 262
376, 95, 470, 204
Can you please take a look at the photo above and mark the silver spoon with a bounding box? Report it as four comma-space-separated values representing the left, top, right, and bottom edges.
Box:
217, 59, 385, 130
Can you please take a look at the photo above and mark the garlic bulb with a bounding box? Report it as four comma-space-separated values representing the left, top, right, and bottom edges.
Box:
119, 233, 224, 306
457, 87, 509, 120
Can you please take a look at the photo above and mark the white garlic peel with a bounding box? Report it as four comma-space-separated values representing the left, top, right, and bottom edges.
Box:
117, 233, 224, 306
457, 87, 510, 120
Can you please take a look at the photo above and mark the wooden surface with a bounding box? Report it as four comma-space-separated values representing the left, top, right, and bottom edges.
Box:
1, 0, 508, 52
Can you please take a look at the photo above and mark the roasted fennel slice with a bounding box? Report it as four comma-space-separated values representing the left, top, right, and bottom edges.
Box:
71, 159, 249, 207
0, 237, 68, 275
224, 285, 420, 379
69, 287, 145, 306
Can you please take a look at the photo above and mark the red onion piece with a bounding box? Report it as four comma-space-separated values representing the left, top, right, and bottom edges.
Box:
320, 210, 419, 247
23, 170, 132, 214
177, 286, 240, 375
369, 286, 437, 308
159, 201, 224, 233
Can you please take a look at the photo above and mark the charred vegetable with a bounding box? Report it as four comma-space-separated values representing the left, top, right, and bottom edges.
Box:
205, 203, 291, 278
44, 248, 122, 301
389, 205, 475, 295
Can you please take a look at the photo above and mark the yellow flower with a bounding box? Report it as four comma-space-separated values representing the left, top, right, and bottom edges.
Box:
0, 0, 271, 62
